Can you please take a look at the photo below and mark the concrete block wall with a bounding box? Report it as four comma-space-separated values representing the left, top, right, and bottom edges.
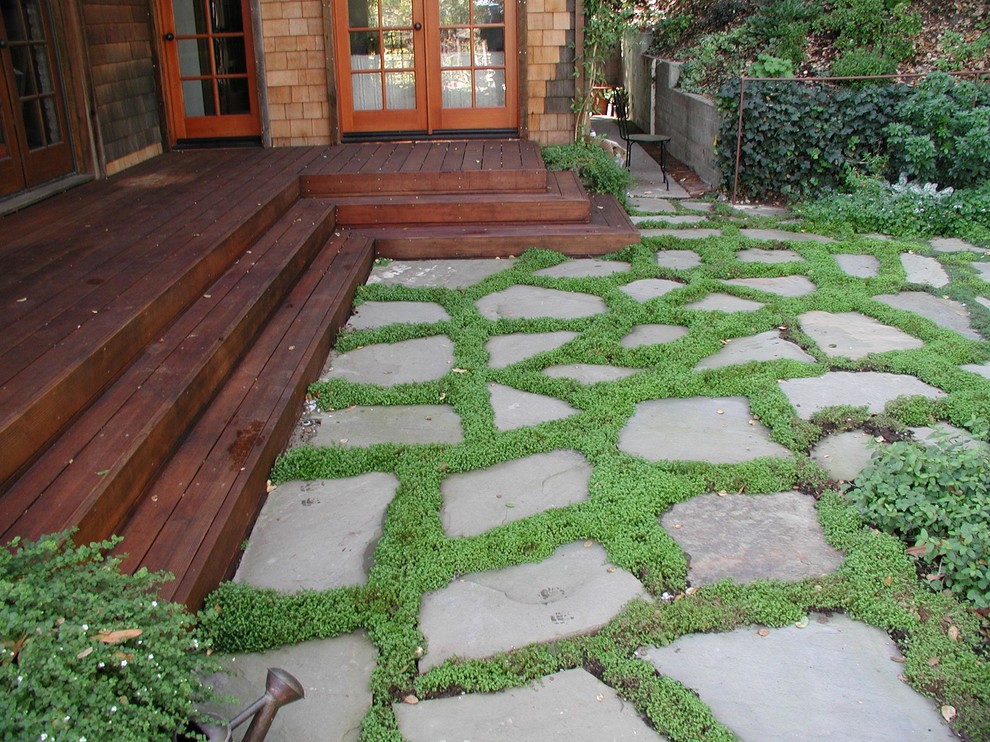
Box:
260, 0, 333, 145
623, 33, 721, 186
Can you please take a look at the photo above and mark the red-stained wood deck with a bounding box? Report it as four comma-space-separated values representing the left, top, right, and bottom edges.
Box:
0, 140, 638, 608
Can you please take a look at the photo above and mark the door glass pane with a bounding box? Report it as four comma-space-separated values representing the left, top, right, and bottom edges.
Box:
475, 69, 504, 107
381, 0, 411, 26
214, 37, 247, 74
473, 28, 503, 65
183, 79, 215, 116
385, 72, 415, 109
179, 38, 212, 76
0, 0, 26, 40
10, 45, 35, 96
173, 0, 208, 35
439, 0, 469, 25
352, 73, 383, 110
21, 99, 42, 147
218, 77, 250, 114
440, 29, 470, 68
211, 0, 243, 32
441, 69, 471, 108
348, 0, 379, 28
350, 32, 380, 69
383, 30, 413, 69
473, 0, 503, 24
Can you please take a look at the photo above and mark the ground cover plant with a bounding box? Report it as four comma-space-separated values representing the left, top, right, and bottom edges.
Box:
1, 533, 218, 741
199, 215, 990, 739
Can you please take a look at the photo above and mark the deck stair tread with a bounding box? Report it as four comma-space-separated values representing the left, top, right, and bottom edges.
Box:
117, 232, 373, 608
330, 170, 589, 226
0, 199, 337, 545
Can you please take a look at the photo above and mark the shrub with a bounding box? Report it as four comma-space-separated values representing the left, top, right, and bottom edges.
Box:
817, 0, 921, 62
542, 138, 633, 203
749, 53, 795, 78
746, 0, 818, 63
0, 533, 219, 741
849, 428, 990, 607
830, 47, 898, 78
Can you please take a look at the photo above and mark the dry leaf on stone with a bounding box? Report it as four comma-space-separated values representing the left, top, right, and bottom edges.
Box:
403, 695, 419, 705
757, 628, 770, 637
941, 705, 957, 722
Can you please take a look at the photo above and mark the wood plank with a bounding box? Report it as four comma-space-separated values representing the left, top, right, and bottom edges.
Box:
0, 200, 337, 543
440, 141, 467, 172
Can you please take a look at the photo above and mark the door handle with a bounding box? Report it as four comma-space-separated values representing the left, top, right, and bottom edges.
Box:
163, 32, 175, 41
413, 22, 422, 30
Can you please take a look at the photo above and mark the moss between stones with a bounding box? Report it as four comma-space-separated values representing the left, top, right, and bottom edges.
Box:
201, 232, 990, 741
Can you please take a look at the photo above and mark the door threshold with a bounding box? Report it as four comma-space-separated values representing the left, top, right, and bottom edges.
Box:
341, 129, 519, 143
0, 174, 94, 217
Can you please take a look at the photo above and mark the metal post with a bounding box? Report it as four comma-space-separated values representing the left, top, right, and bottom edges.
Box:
731, 76, 747, 205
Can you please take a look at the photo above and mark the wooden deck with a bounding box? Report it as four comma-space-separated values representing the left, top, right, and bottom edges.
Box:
0, 140, 638, 608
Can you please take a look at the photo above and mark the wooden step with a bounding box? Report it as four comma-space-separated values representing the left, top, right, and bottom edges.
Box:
116, 232, 374, 609
328, 171, 589, 227
0, 199, 337, 545
300, 140, 547, 196
367, 193, 641, 258
0, 152, 314, 491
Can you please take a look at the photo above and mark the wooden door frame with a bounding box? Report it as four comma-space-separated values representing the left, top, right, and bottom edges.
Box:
153, 0, 263, 143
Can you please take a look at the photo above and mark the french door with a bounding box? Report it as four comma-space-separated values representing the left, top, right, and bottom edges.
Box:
158, 0, 261, 141
0, 0, 72, 198
335, 0, 517, 136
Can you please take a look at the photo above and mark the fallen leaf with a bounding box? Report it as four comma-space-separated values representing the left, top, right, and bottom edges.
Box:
717, 490, 728, 497
906, 545, 927, 557
927, 657, 940, 666
757, 628, 770, 637
794, 616, 809, 629
403, 695, 419, 705
883, 575, 893, 586
77, 647, 94, 660
451, 368, 468, 373
941, 705, 956, 722
93, 629, 142, 644
596, 694, 605, 702
716, 409, 725, 415
948, 625, 960, 641
890, 655, 906, 663
16, 297, 27, 302
584, 540, 594, 548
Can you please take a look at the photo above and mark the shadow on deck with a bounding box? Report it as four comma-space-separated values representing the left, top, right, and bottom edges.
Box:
0, 141, 638, 608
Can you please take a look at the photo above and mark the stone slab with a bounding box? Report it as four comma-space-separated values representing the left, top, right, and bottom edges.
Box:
960, 360, 990, 380
621, 324, 690, 348
628, 196, 676, 213
486, 331, 580, 369
876, 292, 981, 340
476, 285, 608, 320
543, 363, 639, 383
636, 214, 707, 226
618, 396, 790, 464
235, 473, 399, 592
310, 405, 464, 447
834, 253, 880, 278
418, 541, 649, 671
779, 372, 946, 419
811, 431, 876, 482
323, 335, 455, 387
638, 614, 956, 741
971, 263, 990, 281
661, 491, 843, 585
346, 301, 450, 330
740, 228, 833, 243
977, 296, 990, 311
655, 249, 702, 270
736, 248, 805, 264
729, 204, 791, 218
722, 275, 816, 297
534, 259, 631, 278
930, 237, 987, 253
910, 422, 988, 452
489, 383, 579, 431
799, 311, 923, 359
207, 632, 377, 742
367, 258, 514, 288
901, 254, 949, 288
395, 668, 666, 741
441, 450, 592, 537
694, 331, 815, 370
681, 200, 714, 212
685, 293, 765, 312
619, 278, 683, 302
639, 228, 721, 240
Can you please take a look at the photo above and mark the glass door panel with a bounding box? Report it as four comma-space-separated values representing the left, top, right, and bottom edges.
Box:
162, 0, 260, 139
0, 0, 72, 194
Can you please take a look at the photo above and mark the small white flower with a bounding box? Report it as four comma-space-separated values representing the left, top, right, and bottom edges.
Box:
120, 660, 127, 667
110, 706, 117, 713
147, 653, 154, 660
151, 600, 158, 608
81, 624, 88, 631
97, 662, 105, 669
40, 734, 48, 741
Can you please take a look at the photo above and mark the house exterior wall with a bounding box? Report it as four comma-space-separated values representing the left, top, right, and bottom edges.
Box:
523, 0, 576, 144
79, 0, 164, 174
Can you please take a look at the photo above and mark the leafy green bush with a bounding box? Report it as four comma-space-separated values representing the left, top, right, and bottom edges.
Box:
935, 30, 990, 72
746, 0, 818, 63
849, 428, 990, 607
542, 138, 633, 203
749, 53, 795, 78
830, 47, 898, 78
1, 533, 219, 741
816, 0, 920, 61
794, 172, 990, 243
884, 73, 990, 188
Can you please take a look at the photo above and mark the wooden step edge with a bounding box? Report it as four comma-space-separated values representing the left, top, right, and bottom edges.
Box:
300, 167, 548, 197
120, 234, 374, 608
0, 180, 307, 492
0, 201, 337, 543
